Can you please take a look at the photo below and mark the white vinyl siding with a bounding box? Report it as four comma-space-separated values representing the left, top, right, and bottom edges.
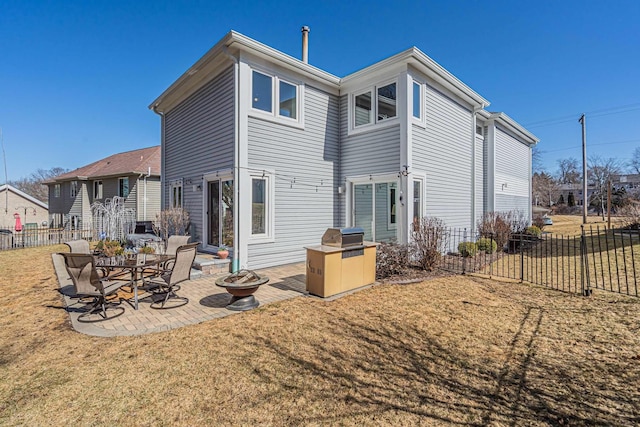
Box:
340, 96, 401, 178
412, 83, 473, 229
246, 84, 339, 269
475, 133, 485, 226
164, 66, 236, 243
494, 126, 531, 217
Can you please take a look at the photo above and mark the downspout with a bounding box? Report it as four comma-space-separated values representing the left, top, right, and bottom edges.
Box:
223, 46, 240, 272
151, 106, 165, 216
471, 105, 484, 234
144, 166, 151, 220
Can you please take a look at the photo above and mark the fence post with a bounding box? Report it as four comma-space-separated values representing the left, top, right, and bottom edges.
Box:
520, 232, 524, 283
581, 225, 592, 296
462, 228, 467, 275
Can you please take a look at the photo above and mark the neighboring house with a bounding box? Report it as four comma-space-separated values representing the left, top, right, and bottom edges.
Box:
614, 174, 640, 194
557, 183, 596, 207
46, 146, 161, 229
556, 174, 639, 207
150, 30, 538, 270
0, 184, 49, 229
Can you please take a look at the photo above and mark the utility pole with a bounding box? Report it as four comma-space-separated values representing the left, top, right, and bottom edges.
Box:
579, 114, 587, 224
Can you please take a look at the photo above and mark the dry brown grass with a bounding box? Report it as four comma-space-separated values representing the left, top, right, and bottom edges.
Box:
2, 245, 640, 425
545, 214, 626, 236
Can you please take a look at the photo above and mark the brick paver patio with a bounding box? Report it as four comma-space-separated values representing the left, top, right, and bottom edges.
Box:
53, 254, 307, 337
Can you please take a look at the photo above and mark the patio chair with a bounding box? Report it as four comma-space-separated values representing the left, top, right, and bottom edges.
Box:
60, 253, 130, 322
64, 239, 90, 254
65, 239, 116, 279
145, 242, 198, 309
158, 235, 191, 272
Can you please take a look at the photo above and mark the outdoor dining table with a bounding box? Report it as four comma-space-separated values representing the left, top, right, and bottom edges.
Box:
94, 254, 175, 310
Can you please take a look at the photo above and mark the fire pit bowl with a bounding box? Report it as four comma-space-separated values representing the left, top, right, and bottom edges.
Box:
215, 269, 269, 311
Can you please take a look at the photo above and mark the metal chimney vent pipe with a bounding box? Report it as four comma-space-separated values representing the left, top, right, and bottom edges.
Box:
301, 26, 310, 63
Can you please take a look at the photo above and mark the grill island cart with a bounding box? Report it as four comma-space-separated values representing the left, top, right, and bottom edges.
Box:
305, 228, 377, 298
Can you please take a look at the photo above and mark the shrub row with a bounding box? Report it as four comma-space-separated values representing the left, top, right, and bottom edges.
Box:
457, 237, 498, 258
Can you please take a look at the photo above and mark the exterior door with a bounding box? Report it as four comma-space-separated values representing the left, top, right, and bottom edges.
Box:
353, 184, 373, 240
352, 181, 398, 242
207, 179, 234, 249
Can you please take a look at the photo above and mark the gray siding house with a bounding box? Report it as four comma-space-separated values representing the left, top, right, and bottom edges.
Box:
150, 31, 538, 270
47, 146, 162, 229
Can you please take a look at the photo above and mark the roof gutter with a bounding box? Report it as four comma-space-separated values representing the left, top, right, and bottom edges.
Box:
490, 112, 539, 145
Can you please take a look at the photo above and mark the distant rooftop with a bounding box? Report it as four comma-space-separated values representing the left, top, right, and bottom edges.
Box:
50, 146, 160, 182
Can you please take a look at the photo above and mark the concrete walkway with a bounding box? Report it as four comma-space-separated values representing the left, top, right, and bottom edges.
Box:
53, 254, 307, 337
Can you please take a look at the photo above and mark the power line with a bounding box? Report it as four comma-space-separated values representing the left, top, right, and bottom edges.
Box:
542, 138, 640, 154
524, 102, 640, 129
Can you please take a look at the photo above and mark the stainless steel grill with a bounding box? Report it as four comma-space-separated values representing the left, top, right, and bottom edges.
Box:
321, 227, 364, 248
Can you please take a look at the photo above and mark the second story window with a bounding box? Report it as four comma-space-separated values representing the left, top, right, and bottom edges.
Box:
93, 180, 103, 199
377, 83, 396, 121
70, 181, 78, 198
354, 91, 372, 126
351, 80, 398, 132
279, 80, 297, 119
251, 69, 301, 124
118, 177, 129, 198
54, 184, 60, 198
413, 81, 422, 120
252, 71, 273, 112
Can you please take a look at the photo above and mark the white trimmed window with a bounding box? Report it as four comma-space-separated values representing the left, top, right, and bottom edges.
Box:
70, 181, 78, 198
249, 171, 274, 242
118, 177, 129, 198
413, 178, 423, 225
53, 184, 60, 198
93, 180, 103, 199
170, 180, 183, 208
251, 69, 301, 124
351, 80, 398, 131
412, 80, 423, 121
388, 185, 397, 228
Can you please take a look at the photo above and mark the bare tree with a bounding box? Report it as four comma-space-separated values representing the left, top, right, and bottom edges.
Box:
532, 145, 544, 173
630, 147, 640, 174
532, 172, 559, 207
9, 167, 68, 202
556, 157, 581, 184
588, 156, 622, 219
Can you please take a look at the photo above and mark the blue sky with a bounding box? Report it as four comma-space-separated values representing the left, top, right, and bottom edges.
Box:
2, 0, 639, 181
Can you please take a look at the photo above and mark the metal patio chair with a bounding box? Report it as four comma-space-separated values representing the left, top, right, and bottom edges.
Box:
64, 239, 90, 254
60, 253, 131, 322
145, 242, 198, 309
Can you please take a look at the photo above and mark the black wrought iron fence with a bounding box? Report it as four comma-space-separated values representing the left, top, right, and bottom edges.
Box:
439, 226, 640, 297
0, 226, 98, 251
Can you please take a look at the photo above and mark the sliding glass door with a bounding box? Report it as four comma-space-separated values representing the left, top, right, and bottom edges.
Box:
352, 180, 398, 242
207, 179, 234, 248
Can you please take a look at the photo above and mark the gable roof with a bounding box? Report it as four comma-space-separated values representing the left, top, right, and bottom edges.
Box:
0, 184, 49, 209
150, 31, 341, 113
150, 31, 489, 113
49, 146, 161, 182
150, 31, 537, 144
